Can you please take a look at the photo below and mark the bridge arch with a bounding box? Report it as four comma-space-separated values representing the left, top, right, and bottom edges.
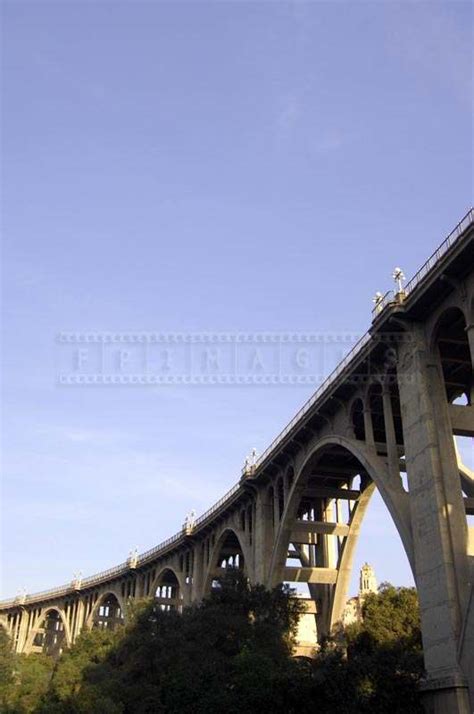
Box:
204, 527, 249, 595
25, 606, 71, 656
87, 590, 125, 630
268, 435, 413, 640
152, 566, 184, 612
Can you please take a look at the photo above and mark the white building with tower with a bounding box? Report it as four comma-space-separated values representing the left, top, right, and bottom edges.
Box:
341, 563, 378, 627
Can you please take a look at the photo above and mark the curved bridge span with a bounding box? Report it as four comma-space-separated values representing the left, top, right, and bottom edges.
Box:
2, 210, 474, 713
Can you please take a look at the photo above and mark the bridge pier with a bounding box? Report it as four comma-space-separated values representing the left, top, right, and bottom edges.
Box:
398, 327, 472, 713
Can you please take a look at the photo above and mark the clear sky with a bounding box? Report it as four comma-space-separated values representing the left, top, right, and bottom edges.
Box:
1, 1, 472, 599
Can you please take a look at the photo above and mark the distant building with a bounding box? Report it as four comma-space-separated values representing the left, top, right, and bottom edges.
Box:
341, 563, 378, 627
294, 563, 378, 656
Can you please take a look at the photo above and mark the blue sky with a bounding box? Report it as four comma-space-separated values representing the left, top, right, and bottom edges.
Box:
1, 1, 472, 599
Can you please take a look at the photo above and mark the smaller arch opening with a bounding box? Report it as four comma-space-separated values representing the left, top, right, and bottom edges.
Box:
210, 530, 245, 591
93, 594, 124, 630
155, 569, 182, 611
399, 457, 409, 492
435, 307, 472, 404
33, 609, 65, 657
216, 531, 244, 570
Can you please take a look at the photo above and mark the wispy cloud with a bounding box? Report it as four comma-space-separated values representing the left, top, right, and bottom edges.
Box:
387, 3, 472, 108
308, 130, 344, 157
274, 93, 302, 149
35, 424, 128, 445
275, 91, 346, 158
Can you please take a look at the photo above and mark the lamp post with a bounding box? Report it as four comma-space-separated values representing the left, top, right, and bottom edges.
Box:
372, 291, 384, 316
392, 267, 406, 301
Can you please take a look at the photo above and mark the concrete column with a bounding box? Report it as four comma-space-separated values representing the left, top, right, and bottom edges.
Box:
191, 542, 204, 602
73, 600, 85, 641
398, 326, 472, 713
322, 499, 337, 569
16, 609, 29, 653
363, 407, 376, 449
465, 323, 474, 403
465, 322, 474, 365
273, 485, 279, 525
253, 490, 274, 584
307, 497, 333, 640
382, 385, 400, 478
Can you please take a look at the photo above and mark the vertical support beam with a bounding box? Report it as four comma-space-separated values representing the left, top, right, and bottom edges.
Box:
465, 323, 474, 403
309, 497, 334, 640
73, 600, 85, 641
363, 407, 376, 449
465, 323, 474, 370
398, 327, 471, 712
16, 609, 29, 653
254, 490, 274, 584
191, 541, 204, 602
273, 485, 279, 526
382, 384, 400, 478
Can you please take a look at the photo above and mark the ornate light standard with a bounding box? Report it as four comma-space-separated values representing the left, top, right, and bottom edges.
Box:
392, 266, 406, 302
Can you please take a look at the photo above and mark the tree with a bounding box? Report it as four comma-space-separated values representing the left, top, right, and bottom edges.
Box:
312, 584, 423, 714
0, 625, 54, 713
28, 578, 423, 713
39, 574, 309, 713
349, 581, 421, 648
0, 626, 16, 711
36, 627, 121, 714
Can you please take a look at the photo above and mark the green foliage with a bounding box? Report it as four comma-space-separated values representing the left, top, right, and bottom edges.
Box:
312, 584, 424, 714
0, 626, 54, 713
41, 627, 119, 704
0, 626, 16, 711
38, 573, 306, 713
351, 581, 421, 647
1, 578, 424, 714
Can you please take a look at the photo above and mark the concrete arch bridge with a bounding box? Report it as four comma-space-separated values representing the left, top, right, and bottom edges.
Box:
2, 210, 474, 713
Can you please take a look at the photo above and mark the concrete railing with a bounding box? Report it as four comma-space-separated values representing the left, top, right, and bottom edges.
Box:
371, 207, 474, 319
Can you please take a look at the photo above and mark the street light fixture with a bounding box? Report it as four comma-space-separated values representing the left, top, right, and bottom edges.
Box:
392, 267, 405, 295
